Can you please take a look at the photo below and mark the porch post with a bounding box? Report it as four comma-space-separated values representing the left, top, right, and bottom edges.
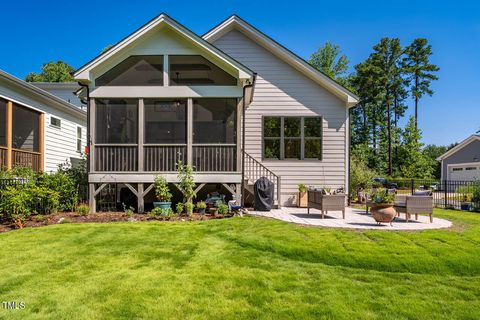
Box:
187, 98, 193, 166
6, 100, 12, 169
89, 183, 96, 213
89, 98, 96, 172
236, 99, 242, 172
137, 183, 144, 213
39, 113, 45, 171
138, 99, 144, 172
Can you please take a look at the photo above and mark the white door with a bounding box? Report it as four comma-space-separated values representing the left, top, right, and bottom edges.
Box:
448, 164, 480, 181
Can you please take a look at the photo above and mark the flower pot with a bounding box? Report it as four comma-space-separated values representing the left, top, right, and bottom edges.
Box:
198, 208, 206, 214
153, 201, 171, 210
461, 202, 472, 211
371, 204, 396, 225
298, 192, 308, 208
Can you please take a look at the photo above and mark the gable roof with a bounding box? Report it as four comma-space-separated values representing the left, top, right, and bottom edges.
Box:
436, 135, 480, 161
203, 15, 359, 107
0, 70, 86, 119
74, 13, 254, 82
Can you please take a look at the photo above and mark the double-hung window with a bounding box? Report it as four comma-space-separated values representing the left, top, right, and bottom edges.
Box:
263, 116, 322, 160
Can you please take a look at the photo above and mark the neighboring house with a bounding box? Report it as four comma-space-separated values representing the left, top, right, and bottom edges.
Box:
73, 13, 358, 212
32, 82, 85, 110
0, 70, 87, 173
437, 135, 480, 181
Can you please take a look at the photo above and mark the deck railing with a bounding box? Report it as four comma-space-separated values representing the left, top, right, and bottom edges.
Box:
192, 145, 236, 172
0, 147, 7, 168
144, 145, 187, 172
94, 145, 138, 172
12, 149, 41, 172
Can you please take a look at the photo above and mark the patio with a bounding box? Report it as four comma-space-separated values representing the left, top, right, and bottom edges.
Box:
248, 207, 452, 230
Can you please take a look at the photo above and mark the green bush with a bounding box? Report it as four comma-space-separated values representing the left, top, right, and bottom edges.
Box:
26, 185, 60, 215
39, 172, 77, 211
151, 207, 174, 219
184, 202, 194, 215
154, 176, 172, 202
175, 202, 184, 215
217, 203, 229, 215
349, 155, 376, 200
76, 204, 90, 216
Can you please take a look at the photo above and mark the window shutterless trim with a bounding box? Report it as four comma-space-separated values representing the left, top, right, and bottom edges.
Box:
50, 116, 61, 129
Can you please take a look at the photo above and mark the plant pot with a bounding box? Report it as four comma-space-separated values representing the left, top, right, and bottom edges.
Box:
153, 201, 171, 210
210, 208, 218, 216
371, 204, 396, 224
198, 208, 206, 214
461, 202, 472, 211
298, 192, 308, 208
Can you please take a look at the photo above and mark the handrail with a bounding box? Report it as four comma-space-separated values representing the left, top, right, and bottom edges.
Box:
243, 152, 281, 206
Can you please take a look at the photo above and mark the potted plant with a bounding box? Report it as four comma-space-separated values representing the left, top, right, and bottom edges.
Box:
153, 176, 172, 209
370, 189, 396, 225
218, 203, 229, 216
298, 183, 308, 208
196, 201, 207, 214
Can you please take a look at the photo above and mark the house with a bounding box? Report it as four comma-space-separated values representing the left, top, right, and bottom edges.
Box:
32, 82, 85, 110
437, 135, 480, 181
73, 13, 358, 212
0, 70, 87, 172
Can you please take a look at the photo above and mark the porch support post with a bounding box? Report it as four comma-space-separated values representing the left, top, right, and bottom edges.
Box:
6, 100, 12, 169
89, 98, 96, 172
236, 99, 242, 172
89, 183, 96, 213
187, 98, 193, 166
235, 183, 242, 205
137, 183, 144, 213
163, 55, 169, 86
138, 99, 144, 172
39, 113, 44, 171
222, 183, 236, 196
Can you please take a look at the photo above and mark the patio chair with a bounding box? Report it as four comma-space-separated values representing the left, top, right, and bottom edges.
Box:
394, 195, 433, 223
307, 189, 346, 219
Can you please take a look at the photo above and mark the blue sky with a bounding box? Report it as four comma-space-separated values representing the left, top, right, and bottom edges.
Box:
1, 0, 478, 146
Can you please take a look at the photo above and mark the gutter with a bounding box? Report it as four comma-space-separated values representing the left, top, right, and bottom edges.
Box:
78, 82, 90, 172
240, 73, 257, 207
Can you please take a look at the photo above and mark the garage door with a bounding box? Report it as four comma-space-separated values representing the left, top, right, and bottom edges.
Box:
448, 165, 480, 181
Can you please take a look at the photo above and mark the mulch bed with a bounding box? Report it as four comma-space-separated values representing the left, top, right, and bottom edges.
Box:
0, 211, 233, 233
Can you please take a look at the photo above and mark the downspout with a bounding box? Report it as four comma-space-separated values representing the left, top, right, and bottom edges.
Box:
77, 82, 90, 172
241, 73, 257, 207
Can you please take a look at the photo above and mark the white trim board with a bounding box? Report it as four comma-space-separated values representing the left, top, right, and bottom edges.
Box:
436, 135, 480, 161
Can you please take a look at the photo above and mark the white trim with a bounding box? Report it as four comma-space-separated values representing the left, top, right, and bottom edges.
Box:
436, 135, 480, 161
74, 14, 253, 82
90, 86, 243, 98
447, 162, 480, 168
0, 93, 45, 115
203, 15, 359, 107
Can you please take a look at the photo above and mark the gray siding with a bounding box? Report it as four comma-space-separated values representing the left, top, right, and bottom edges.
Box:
442, 140, 480, 180
212, 30, 348, 206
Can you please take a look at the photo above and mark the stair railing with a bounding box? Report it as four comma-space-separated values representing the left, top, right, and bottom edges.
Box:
243, 152, 281, 206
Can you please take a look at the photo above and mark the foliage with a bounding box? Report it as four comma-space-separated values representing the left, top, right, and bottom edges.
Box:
76, 204, 90, 216
58, 155, 88, 201
175, 202, 184, 215
298, 183, 307, 193
196, 201, 207, 209
177, 161, 196, 203
184, 202, 194, 215
25, 61, 75, 82
151, 207, 174, 219
26, 185, 60, 215
38, 172, 77, 211
349, 154, 376, 199
154, 176, 172, 202
217, 203, 229, 215
370, 188, 396, 204
122, 203, 135, 216
309, 42, 350, 87
0, 166, 37, 179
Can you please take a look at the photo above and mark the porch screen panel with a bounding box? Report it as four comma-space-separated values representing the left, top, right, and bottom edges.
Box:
95, 99, 138, 144
193, 99, 237, 144
95, 55, 164, 86
169, 55, 237, 86
0, 99, 6, 147
12, 104, 40, 152
144, 100, 187, 144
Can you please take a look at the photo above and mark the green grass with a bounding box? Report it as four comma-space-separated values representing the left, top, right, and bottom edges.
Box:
0, 209, 479, 319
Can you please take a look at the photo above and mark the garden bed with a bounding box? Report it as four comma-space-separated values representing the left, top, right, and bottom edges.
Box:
0, 211, 233, 233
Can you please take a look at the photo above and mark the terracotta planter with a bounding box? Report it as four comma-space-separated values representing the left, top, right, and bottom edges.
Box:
371, 204, 396, 225
298, 192, 308, 208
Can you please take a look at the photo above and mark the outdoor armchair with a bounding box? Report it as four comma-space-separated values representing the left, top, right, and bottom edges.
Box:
307, 189, 346, 219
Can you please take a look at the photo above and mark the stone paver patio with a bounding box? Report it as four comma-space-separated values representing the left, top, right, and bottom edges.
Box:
248, 207, 452, 230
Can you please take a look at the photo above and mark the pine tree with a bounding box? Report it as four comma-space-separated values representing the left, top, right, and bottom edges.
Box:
403, 38, 439, 129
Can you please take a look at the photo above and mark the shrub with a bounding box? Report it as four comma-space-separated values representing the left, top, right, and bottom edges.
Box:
150, 207, 163, 216
175, 202, 184, 215
349, 155, 376, 200
26, 185, 60, 215
151, 207, 173, 219
38, 172, 77, 211
196, 201, 207, 209
185, 202, 194, 215
154, 176, 172, 202
0, 186, 30, 225
177, 161, 196, 202
76, 204, 90, 216
58, 155, 87, 201
217, 203, 229, 215
122, 203, 135, 216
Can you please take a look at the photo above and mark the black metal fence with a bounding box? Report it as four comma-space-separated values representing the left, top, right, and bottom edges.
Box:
388, 178, 480, 210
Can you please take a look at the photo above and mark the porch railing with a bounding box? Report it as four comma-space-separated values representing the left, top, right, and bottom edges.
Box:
0, 147, 7, 168
192, 145, 236, 172
244, 152, 281, 205
144, 145, 187, 172
94, 145, 138, 172
12, 149, 41, 172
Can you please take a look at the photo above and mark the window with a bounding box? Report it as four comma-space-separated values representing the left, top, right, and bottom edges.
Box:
466, 167, 477, 171
95, 55, 164, 86
50, 116, 61, 128
263, 116, 322, 160
169, 55, 237, 86
452, 167, 463, 172
193, 99, 237, 144
77, 127, 82, 153
95, 99, 138, 144
144, 100, 187, 144
12, 104, 40, 152
0, 99, 6, 147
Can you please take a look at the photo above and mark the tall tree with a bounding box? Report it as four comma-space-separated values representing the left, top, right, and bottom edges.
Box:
25, 61, 75, 82
403, 38, 439, 129
309, 42, 349, 86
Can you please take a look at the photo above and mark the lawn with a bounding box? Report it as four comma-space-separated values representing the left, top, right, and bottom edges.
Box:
1, 209, 479, 319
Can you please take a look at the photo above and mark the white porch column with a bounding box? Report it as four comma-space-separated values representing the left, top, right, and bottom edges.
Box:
187, 98, 193, 166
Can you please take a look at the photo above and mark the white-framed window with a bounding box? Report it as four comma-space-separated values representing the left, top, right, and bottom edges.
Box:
452, 167, 463, 172
50, 116, 61, 128
466, 167, 477, 171
77, 127, 82, 153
